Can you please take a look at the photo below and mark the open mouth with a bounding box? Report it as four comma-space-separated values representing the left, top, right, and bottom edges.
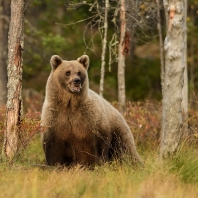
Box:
70, 84, 82, 93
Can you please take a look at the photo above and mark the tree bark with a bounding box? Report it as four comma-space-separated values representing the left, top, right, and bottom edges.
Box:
118, 0, 127, 114
99, 0, 109, 97
160, 0, 187, 158
3, 0, 24, 161
0, 0, 10, 106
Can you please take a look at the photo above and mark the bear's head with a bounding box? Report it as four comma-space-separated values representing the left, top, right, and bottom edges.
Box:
50, 55, 89, 94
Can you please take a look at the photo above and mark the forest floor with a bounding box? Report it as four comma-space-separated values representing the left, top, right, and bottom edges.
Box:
0, 100, 198, 198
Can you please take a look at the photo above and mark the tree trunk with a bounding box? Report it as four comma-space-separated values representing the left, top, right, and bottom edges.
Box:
0, 0, 10, 106
182, 0, 188, 136
163, 0, 169, 32
189, 28, 194, 108
3, 0, 25, 161
118, 0, 127, 114
160, 0, 187, 158
99, 0, 109, 97
156, 0, 165, 94
189, 6, 195, 109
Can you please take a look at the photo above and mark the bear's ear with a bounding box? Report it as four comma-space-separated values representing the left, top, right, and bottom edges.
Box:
77, 55, 89, 70
50, 55, 62, 70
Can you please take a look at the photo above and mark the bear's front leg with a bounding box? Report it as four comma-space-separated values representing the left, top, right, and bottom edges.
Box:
42, 139, 64, 166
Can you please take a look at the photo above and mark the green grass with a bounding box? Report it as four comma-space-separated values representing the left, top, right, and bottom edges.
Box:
168, 148, 198, 183
0, 135, 198, 198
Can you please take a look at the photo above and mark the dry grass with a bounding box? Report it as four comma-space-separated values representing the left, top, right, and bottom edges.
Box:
0, 136, 198, 198
0, 159, 198, 197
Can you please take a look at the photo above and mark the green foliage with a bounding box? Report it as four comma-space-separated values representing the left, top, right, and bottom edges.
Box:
126, 57, 161, 100
23, 0, 89, 80
42, 33, 66, 54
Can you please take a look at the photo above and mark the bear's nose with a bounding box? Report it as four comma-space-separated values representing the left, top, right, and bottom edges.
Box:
73, 78, 81, 85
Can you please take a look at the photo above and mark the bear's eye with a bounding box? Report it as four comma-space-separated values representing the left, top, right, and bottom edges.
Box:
66, 71, 71, 76
77, 71, 81, 76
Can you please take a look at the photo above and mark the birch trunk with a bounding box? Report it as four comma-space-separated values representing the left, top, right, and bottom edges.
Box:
118, 0, 126, 114
99, 0, 109, 97
0, 0, 10, 106
3, 0, 24, 161
160, 0, 187, 158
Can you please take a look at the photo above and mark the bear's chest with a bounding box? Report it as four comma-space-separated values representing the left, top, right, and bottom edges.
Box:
54, 108, 95, 140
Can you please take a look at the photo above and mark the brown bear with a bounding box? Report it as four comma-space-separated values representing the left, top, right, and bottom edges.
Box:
41, 55, 143, 167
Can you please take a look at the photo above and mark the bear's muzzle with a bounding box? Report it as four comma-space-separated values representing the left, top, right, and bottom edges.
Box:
70, 78, 82, 93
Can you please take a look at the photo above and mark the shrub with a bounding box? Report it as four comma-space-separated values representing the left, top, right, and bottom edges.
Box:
124, 101, 161, 150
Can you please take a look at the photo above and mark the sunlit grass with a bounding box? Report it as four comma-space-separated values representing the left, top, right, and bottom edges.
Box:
0, 136, 198, 198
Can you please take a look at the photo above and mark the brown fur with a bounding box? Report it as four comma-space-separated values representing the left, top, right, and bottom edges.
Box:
41, 55, 143, 167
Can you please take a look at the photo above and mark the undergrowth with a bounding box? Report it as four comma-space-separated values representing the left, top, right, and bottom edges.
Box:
0, 99, 198, 197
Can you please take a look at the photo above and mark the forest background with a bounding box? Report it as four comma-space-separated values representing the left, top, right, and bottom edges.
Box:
21, 0, 194, 102
1, 0, 198, 197
0, 0, 190, 103
18, 0, 197, 103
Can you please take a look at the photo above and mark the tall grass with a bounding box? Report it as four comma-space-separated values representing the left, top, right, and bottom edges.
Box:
0, 134, 197, 198
168, 148, 198, 183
